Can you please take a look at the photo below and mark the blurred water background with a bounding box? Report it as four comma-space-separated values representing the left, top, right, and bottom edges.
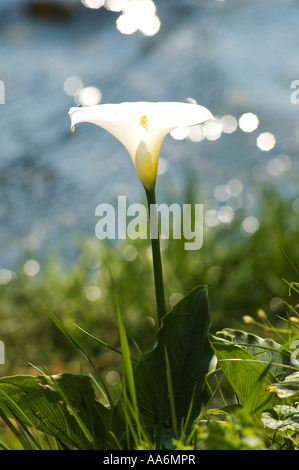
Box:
1, 0, 299, 271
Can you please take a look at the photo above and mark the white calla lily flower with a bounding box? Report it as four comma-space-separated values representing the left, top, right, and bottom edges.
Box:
68, 101, 213, 190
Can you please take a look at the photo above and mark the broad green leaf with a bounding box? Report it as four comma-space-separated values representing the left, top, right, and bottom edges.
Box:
210, 334, 280, 417
265, 371, 299, 398
216, 328, 292, 380
132, 286, 216, 443
261, 404, 299, 431
0, 373, 110, 449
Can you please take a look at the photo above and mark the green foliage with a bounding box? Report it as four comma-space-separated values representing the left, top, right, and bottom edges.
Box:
266, 371, 299, 399
0, 286, 216, 449
210, 332, 282, 417
262, 404, 299, 433
200, 409, 268, 450
210, 328, 298, 415
0, 373, 109, 450
0, 181, 299, 450
1, 275, 297, 450
208, 325, 299, 449
1, 184, 299, 376
132, 286, 215, 446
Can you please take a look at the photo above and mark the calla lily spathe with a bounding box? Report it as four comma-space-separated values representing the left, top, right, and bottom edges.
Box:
68, 101, 213, 190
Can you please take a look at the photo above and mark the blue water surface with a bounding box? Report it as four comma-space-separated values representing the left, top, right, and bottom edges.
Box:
0, 0, 298, 269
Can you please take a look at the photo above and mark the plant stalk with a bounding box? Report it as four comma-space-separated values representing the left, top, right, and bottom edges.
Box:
145, 187, 166, 326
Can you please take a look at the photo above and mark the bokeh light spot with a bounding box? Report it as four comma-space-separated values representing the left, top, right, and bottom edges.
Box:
226, 196, 243, 211
116, 0, 160, 36
170, 127, 189, 140
187, 124, 205, 142
204, 119, 222, 141
227, 178, 243, 196
63, 76, 84, 97
220, 115, 238, 134
242, 216, 259, 234
205, 210, 219, 227
214, 184, 230, 202
218, 206, 234, 224
239, 113, 259, 132
81, 0, 105, 8
269, 297, 284, 313
85, 285, 101, 301
76, 86, 102, 106
0, 269, 14, 285
266, 154, 291, 176
169, 292, 183, 306
157, 157, 168, 175
122, 245, 138, 261
105, 0, 127, 11
257, 132, 276, 151
106, 370, 120, 385
23, 259, 41, 277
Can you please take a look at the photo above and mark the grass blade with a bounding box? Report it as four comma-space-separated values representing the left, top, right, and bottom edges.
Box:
74, 323, 139, 363
42, 304, 97, 372
104, 260, 141, 433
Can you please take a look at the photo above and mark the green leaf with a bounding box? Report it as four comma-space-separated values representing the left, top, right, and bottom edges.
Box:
132, 286, 216, 444
202, 408, 267, 450
0, 373, 110, 449
215, 328, 292, 380
210, 333, 280, 417
261, 404, 299, 432
266, 371, 299, 398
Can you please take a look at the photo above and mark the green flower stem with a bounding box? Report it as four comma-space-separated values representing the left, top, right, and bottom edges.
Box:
145, 187, 166, 326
